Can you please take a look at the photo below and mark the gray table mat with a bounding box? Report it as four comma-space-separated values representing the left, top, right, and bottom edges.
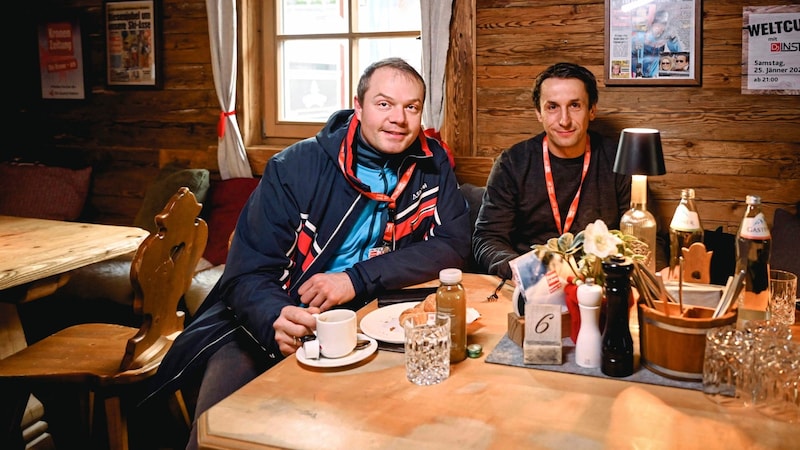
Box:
486, 335, 703, 392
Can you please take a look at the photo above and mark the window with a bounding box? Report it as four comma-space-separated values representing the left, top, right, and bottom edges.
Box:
260, 1, 422, 142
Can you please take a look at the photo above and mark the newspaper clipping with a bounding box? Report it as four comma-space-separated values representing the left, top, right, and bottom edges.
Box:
106, 1, 156, 87
608, 0, 696, 81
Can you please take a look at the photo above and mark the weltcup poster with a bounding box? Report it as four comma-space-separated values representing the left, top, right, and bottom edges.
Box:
742, 5, 800, 95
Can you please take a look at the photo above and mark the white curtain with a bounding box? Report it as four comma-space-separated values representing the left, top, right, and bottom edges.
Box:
206, 0, 252, 179
420, 0, 453, 132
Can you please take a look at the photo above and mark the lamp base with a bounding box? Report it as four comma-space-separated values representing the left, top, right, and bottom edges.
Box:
620, 206, 657, 272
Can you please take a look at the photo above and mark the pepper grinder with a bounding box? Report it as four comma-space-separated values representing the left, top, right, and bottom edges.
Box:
601, 254, 634, 377
575, 278, 603, 368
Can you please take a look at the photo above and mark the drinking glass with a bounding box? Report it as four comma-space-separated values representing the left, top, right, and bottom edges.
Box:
404, 313, 450, 385
769, 270, 797, 325
736, 320, 793, 407
702, 325, 753, 406
753, 339, 800, 423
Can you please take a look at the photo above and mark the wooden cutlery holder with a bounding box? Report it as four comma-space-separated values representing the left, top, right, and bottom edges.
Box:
637, 301, 736, 381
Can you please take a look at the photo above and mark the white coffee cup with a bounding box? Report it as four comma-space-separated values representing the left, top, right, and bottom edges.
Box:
311, 309, 357, 359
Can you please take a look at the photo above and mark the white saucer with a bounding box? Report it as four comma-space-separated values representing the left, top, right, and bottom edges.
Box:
360, 301, 482, 344
296, 333, 377, 368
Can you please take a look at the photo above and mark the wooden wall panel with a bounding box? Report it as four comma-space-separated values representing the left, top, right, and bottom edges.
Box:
6, 0, 798, 235
6, 0, 217, 225
447, 0, 800, 234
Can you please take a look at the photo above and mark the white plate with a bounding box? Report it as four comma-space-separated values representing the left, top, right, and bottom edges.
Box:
360, 301, 481, 344
360, 301, 421, 344
296, 333, 377, 368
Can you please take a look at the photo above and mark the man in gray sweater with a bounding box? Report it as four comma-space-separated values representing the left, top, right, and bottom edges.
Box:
473, 62, 631, 280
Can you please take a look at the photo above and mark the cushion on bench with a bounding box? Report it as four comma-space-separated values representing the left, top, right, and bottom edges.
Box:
202, 177, 260, 265
56, 167, 212, 309
459, 183, 487, 274
0, 162, 91, 221
133, 166, 211, 233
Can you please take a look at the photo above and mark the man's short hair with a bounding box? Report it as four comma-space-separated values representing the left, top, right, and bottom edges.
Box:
356, 57, 426, 104
532, 62, 599, 111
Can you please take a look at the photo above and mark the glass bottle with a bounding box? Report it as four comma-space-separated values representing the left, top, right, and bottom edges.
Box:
736, 195, 771, 327
669, 188, 704, 271
601, 254, 634, 377
436, 268, 467, 362
620, 175, 657, 272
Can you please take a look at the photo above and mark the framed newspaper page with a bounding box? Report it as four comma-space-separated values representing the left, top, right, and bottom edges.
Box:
105, 0, 162, 89
605, 0, 702, 86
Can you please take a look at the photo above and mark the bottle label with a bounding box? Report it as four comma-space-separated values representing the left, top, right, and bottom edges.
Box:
669, 204, 701, 231
740, 213, 771, 239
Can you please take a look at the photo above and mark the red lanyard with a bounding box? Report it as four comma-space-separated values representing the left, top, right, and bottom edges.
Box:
338, 118, 423, 244
542, 136, 591, 235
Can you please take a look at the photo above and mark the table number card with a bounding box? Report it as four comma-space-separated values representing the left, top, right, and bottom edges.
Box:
523, 303, 562, 364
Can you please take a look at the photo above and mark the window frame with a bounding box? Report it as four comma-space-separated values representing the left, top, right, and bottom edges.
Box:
246, 1, 421, 146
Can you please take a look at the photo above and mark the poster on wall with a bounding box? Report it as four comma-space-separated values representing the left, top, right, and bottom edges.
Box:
105, 0, 162, 89
37, 13, 86, 100
742, 5, 800, 95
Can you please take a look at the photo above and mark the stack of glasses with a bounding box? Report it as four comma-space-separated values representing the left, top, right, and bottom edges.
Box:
702, 320, 798, 423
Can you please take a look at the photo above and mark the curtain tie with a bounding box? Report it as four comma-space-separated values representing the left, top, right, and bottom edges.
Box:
217, 110, 237, 138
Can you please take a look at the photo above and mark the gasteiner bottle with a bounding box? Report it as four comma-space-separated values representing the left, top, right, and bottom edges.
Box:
436, 268, 467, 362
736, 195, 771, 327
669, 188, 704, 271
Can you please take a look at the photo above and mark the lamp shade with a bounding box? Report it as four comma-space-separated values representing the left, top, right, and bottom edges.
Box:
613, 128, 666, 176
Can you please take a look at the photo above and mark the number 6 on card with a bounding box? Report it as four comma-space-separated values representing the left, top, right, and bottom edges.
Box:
523, 303, 563, 365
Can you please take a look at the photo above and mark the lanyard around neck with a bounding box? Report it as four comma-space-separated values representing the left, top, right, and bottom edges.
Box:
542, 135, 591, 235
338, 118, 421, 244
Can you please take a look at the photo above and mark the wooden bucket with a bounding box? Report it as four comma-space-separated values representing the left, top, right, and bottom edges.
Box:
637, 301, 736, 381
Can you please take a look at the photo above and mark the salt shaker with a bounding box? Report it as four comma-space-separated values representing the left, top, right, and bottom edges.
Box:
575, 278, 603, 368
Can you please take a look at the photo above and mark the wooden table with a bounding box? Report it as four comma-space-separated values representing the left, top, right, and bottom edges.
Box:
0, 215, 149, 355
197, 273, 797, 450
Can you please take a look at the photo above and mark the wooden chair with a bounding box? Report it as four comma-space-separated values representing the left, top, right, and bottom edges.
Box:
0, 187, 208, 450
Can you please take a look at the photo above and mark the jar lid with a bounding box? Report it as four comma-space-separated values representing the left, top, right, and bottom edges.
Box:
439, 268, 463, 284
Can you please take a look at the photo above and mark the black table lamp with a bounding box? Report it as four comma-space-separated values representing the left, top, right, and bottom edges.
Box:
613, 128, 666, 271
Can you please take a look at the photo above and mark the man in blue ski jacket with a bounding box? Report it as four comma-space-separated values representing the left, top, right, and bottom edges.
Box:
143, 57, 472, 449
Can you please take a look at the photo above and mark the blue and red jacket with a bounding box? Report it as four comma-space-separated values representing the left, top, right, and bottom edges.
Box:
143, 109, 471, 402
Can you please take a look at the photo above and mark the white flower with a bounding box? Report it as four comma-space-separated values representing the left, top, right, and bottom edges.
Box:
532, 219, 641, 286
583, 219, 623, 259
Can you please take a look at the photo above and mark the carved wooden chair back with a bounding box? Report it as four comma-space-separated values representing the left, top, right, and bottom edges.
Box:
121, 186, 207, 371
0, 186, 207, 450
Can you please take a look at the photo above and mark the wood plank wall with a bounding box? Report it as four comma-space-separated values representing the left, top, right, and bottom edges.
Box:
7, 0, 217, 225
6, 0, 799, 234
445, 0, 799, 233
